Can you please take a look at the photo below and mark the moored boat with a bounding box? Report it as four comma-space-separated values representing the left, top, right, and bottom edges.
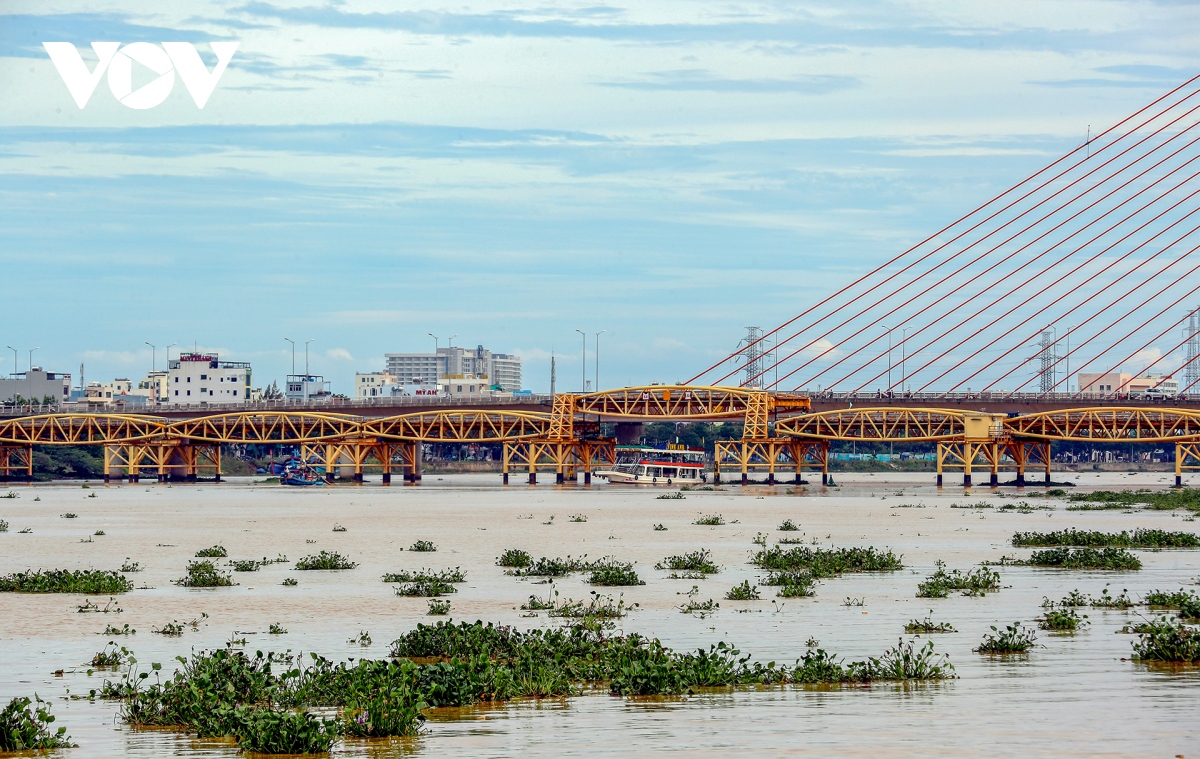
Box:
595, 445, 709, 485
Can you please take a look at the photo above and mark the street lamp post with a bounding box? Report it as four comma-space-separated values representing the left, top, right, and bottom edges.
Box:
428, 333, 439, 353
575, 330, 586, 392
305, 339, 315, 376
166, 343, 177, 364
5, 346, 16, 380
284, 338, 296, 376
448, 334, 457, 349
145, 342, 156, 372
594, 330, 606, 391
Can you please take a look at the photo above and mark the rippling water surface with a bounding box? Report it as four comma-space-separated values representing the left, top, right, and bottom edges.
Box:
2, 471, 1198, 757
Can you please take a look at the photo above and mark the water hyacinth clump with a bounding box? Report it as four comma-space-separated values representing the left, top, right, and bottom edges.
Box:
1027, 547, 1142, 570
382, 568, 466, 584
725, 580, 761, 601
195, 545, 227, 558
679, 598, 719, 616
975, 623, 1038, 654
752, 545, 903, 578
508, 556, 593, 577
656, 549, 719, 574
916, 562, 1001, 598
395, 579, 457, 597
1141, 589, 1200, 609
905, 612, 957, 634
91, 643, 130, 667
496, 549, 532, 568
778, 519, 800, 531
1067, 488, 1200, 512
409, 541, 437, 552
586, 560, 644, 586
175, 560, 235, 588
295, 550, 358, 570
0, 569, 133, 594
1011, 528, 1199, 548
0, 696, 74, 751
1131, 617, 1200, 662
229, 559, 261, 572
427, 599, 451, 615
693, 514, 725, 526
1039, 606, 1088, 632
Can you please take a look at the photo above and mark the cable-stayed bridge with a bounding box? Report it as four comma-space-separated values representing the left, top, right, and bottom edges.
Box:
4, 76, 1200, 489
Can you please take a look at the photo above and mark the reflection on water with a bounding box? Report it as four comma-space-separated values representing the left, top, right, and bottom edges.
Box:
1, 472, 1198, 757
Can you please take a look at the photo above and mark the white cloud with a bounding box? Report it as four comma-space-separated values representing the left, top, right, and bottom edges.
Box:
326, 347, 354, 361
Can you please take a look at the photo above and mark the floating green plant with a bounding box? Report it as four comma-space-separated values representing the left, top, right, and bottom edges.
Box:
332, 523, 347, 532
195, 545, 227, 558
975, 623, 1037, 654
78, 597, 122, 613
1027, 547, 1142, 570
1067, 488, 1200, 512
394, 579, 456, 597
508, 555, 592, 577
408, 540, 437, 552
693, 514, 725, 525
657, 491, 685, 500
496, 549, 532, 568
175, 560, 235, 588
679, 598, 719, 616
905, 612, 957, 634
0, 696, 74, 751
91, 643, 129, 667
1038, 606, 1088, 632
0, 569, 132, 594
725, 580, 760, 600
586, 560, 644, 586
916, 561, 1000, 598
1141, 589, 1200, 609
349, 631, 372, 646
120, 559, 141, 573
102, 623, 135, 636
656, 549, 719, 574
0, 519, 7, 532
154, 621, 185, 636
94, 530, 106, 536
269, 623, 287, 634
229, 559, 261, 572
653, 523, 668, 531
382, 568, 465, 584
1131, 617, 1200, 662
546, 591, 634, 619
295, 550, 358, 570
568, 514, 588, 523
427, 599, 450, 615
1012, 528, 1199, 548
752, 545, 903, 578
778, 519, 800, 531
281, 577, 298, 586
61, 512, 77, 519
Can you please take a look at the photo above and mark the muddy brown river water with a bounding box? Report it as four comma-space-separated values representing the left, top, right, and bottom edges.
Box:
2, 471, 1199, 757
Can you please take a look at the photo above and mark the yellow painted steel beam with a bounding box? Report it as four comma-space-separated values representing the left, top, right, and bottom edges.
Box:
1004, 407, 1200, 442
165, 412, 363, 444
0, 413, 167, 445
361, 410, 551, 442
776, 407, 968, 442
571, 385, 809, 419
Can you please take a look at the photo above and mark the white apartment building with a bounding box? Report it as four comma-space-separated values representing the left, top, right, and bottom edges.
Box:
285, 374, 332, 402
355, 371, 396, 398
167, 353, 252, 404
383, 345, 522, 391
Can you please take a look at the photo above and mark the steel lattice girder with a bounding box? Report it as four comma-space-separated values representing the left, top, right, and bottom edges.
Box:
572, 385, 809, 419
361, 411, 551, 442
166, 412, 363, 443
777, 408, 967, 441
1005, 407, 1200, 441
0, 414, 167, 444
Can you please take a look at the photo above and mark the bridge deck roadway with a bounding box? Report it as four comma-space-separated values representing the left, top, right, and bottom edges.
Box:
806, 397, 1200, 415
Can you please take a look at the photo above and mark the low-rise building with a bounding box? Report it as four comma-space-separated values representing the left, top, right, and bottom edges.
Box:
167, 353, 252, 404
0, 368, 72, 405
1078, 371, 1178, 395
286, 374, 332, 402
355, 371, 396, 399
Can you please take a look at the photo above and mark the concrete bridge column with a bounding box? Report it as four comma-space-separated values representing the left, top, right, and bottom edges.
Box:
615, 422, 643, 445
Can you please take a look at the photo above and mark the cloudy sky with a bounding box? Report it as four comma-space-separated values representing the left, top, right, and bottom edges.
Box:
1, 1, 1198, 393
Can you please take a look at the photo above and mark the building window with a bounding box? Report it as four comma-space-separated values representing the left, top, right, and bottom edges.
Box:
201, 374, 207, 380
187, 390, 191, 396
233, 390, 238, 397
174, 390, 178, 396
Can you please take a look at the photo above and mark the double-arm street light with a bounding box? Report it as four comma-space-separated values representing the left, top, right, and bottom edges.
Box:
594, 330, 606, 391
284, 338, 296, 376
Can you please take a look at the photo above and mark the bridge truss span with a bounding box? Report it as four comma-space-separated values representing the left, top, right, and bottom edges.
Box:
165, 411, 363, 444
0, 413, 168, 445
362, 410, 550, 442
776, 407, 968, 442
1005, 407, 1200, 442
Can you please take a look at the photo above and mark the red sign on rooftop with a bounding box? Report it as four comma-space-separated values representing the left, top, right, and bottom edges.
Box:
179, 353, 216, 362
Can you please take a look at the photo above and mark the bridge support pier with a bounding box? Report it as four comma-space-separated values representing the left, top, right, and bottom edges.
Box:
1173, 441, 1200, 487
0, 446, 33, 483
715, 439, 827, 487
503, 438, 615, 487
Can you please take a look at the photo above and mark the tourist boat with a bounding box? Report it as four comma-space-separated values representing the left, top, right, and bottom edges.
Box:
595, 446, 709, 485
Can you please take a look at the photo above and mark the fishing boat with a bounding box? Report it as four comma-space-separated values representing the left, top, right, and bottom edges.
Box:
595, 445, 709, 485
280, 467, 325, 486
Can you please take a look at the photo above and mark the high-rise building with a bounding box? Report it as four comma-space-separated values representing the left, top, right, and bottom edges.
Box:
384, 345, 522, 391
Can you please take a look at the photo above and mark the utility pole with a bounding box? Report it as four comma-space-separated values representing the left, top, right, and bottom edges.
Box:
594, 330, 606, 391
576, 329, 586, 392
1186, 307, 1200, 396
1038, 328, 1056, 393
739, 327, 763, 389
